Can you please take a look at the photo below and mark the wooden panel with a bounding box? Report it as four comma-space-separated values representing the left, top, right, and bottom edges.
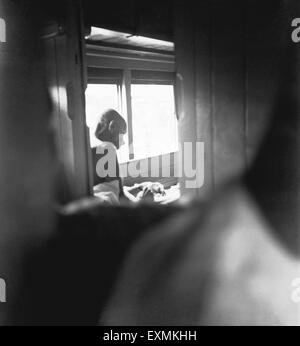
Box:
194, 0, 214, 197
245, 0, 280, 166
67, 1, 91, 197
43, 1, 91, 200
174, 0, 198, 199
211, 0, 246, 187
0, 1, 55, 324
44, 35, 76, 202
174, 0, 251, 198
83, 0, 174, 42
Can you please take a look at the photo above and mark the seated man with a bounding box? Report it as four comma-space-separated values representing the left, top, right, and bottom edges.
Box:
92, 109, 167, 205
92, 109, 127, 204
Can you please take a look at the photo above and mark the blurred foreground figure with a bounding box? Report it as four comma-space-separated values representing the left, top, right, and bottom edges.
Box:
102, 185, 300, 325
102, 1, 300, 325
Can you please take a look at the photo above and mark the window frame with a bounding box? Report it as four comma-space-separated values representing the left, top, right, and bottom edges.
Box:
86, 43, 177, 162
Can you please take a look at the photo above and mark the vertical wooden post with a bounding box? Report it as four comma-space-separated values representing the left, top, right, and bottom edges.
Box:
66, 0, 91, 197
122, 69, 135, 160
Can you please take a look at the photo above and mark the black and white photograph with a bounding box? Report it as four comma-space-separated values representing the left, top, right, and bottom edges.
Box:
0, 0, 300, 330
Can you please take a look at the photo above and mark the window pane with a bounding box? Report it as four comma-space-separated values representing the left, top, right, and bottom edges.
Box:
85, 84, 128, 162
131, 84, 178, 160
85, 84, 119, 147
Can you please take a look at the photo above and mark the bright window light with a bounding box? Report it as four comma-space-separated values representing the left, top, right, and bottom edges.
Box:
127, 35, 174, 49
88, 27, 128, 39
87, 27, 174, 51
85, 84, 129, 162
85, 83, 178, 163
131, 84, 178, 160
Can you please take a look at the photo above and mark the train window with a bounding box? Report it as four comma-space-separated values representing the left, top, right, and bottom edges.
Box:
85, 37, 177, 164
85, 72, 178, 163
